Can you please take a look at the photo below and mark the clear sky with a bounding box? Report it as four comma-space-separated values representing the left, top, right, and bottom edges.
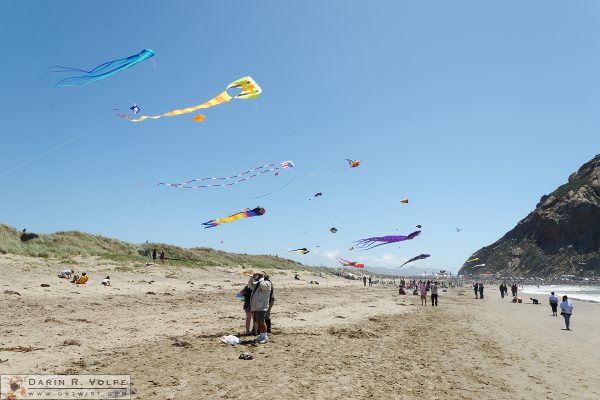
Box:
1, 1, 599, 273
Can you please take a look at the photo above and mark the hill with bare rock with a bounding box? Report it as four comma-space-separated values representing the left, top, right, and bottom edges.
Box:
459, 154, 600, 278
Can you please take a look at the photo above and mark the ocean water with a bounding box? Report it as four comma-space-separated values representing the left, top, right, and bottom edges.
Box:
522, 285, 600, 303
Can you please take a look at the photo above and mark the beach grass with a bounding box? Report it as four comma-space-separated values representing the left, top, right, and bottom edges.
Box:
0, 223, 333, 274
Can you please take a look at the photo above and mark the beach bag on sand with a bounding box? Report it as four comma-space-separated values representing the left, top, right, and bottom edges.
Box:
220, 335, 240, 345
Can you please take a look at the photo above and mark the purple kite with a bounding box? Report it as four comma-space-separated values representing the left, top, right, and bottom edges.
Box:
400, 253, 430, 267
353, 230, 421, 250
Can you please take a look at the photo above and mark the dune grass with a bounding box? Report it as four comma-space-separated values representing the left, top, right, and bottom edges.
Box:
0, 223, 333, 274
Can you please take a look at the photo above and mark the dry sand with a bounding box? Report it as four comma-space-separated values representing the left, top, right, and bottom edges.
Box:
1, 254, 599, 399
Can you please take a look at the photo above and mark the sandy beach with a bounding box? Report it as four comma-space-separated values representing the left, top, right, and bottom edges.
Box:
1, 255, 599, 400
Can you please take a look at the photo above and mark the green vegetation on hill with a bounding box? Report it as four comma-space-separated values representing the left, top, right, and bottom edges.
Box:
0, 223, 329, 273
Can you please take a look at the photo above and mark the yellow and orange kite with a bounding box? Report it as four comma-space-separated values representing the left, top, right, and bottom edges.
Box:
127, 76, 261, 123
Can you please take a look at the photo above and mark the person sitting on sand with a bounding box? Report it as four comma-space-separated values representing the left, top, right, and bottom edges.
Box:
101, 276, 111, 286
58, 269, 74, 279
75, 272, 89, 285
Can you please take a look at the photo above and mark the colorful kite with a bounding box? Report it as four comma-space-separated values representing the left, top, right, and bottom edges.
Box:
130, 103, 141, 114
400, 254, 430, 268
354, 230, 421, 250
116, 103, 141, 119
202, 207, 265, 228
338, 258, 364, 268
400, 199, 409, 204
159, 161, 294, 189
126, 76, 261, 122
346, 159, 361, 168
47, 49, 155, 87
289, 248, 310, 254
330, 227, 338, 234
467, 257, 479, 262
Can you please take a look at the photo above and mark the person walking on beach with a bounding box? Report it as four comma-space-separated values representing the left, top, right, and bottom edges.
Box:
549, 292, 559, 317
431, 282, 438, 306
159, 250, 165, 264
152, 248, 157, 263
363, 276, 367, 287
473, 282, 479, 299
478, 282, 484, 299
559, 295, 573, 330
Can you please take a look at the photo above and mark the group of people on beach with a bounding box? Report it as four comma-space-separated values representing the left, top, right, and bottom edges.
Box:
473, 282, 485, 299
151, 248, 165, 264
57, 269, 110, 286
397, 279, 440, 306
240, 271, 274, 344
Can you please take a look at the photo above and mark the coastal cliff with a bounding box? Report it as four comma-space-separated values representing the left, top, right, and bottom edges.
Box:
459, 154, 600, 277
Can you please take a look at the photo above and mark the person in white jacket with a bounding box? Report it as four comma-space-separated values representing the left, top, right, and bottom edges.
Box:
248, 271, 272, 344
559, 295, 573, 330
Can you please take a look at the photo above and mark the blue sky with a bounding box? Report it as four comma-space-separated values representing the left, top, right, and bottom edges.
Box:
1, 1, 599, 273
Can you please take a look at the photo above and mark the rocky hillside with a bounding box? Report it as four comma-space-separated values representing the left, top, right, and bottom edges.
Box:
459, 154, 600, 278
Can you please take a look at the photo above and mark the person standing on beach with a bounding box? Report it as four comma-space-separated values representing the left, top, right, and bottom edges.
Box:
430, 282, 438, 306
549, 292, 559, 317
368, 276, 372, 287
264, 273, 275, 334
248, 271, 272, 344
478, 282, 484, 299
499, 283, 504, 299
242, 284, 254, 335
420, 282, 428, 305
559, 295, 573, 330
473, 282, 479, 299
152, 248, 157, 263
159, 250, 165, 264
363, 276, 367, 287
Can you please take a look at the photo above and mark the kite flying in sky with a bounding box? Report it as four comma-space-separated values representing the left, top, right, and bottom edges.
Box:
47, 49, 155, 87
158, 161, 294, 189
467, 257, 479, 262
125, 76, 261, 122
399, 254, 430, 268
289, 248, 310, 254
338, 258, 364, 268
346, 159, 361, 168
456, 228, 462, 232
330, 227, 338, 234
400, 199, 409, 204
202, 207, 265, 228
353, 230, 421, 250
130, 103, 140, 114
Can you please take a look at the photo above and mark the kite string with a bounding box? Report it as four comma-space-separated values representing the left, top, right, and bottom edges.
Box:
0, 119, 116, 179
